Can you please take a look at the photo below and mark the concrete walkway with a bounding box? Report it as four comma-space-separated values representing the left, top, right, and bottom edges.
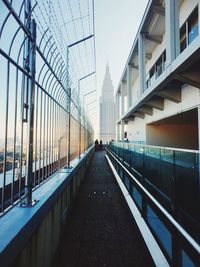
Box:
52, 151, 155, 267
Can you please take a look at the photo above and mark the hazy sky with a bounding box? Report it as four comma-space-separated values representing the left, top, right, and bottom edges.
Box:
95, 0, 148, 97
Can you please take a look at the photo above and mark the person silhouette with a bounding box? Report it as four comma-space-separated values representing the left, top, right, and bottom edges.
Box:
95, 139, 99, 151
99, 140, 103, 150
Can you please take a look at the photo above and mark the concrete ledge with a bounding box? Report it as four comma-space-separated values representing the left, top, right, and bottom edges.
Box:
0, 146, 94, 267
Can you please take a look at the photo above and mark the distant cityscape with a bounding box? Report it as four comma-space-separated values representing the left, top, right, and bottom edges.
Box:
0, 137, 66, 174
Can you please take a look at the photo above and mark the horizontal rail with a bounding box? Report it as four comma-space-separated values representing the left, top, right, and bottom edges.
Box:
114, 141, 200, 154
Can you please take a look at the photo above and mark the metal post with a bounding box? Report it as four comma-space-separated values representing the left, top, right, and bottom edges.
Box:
78, 80, 81, 157
66, 36, 94, 161
67, 46, 71, 168
78, 71, 95, 157
23, 18, 37, 206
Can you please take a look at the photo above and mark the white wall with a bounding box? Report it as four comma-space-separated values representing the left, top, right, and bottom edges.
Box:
145, 85, 200, 125
131, 75, 140, 102
127, 117, 146, 142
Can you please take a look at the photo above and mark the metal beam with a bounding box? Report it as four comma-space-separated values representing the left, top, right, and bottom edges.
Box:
68, 34, 94, 48
79, 71, 95, 82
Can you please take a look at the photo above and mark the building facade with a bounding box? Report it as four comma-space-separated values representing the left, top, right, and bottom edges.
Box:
116, 0, 200, 150
99, 64, 116, 143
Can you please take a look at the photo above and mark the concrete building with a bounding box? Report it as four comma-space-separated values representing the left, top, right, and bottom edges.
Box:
99, 64, 116, 143
116, 0, 200, 150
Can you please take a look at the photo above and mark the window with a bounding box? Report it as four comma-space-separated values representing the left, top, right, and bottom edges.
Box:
149, 66, 155, 79
188, 8, 199, 44
155, 50, 166, 78
146, 50, 166, 88
180, 25, 187, 52
180, 6, 199, 52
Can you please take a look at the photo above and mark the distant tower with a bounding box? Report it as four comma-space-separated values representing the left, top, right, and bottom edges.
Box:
99, 63, 115, 143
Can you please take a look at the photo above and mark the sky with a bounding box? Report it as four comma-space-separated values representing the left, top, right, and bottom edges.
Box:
95, 0, 148, 97
91, 0, 148, 136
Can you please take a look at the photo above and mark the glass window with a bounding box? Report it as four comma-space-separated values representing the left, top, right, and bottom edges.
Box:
155, 50, 166, 77
180, 24, 187, 52
149, 66, 155, 79
180, 6, 199, 52
188, 7, 199, 44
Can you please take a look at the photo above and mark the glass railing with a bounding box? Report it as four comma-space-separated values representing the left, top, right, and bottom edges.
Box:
107, 142, 200, 267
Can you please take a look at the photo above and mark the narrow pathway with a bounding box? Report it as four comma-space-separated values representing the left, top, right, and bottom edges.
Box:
53, 151, 155, 267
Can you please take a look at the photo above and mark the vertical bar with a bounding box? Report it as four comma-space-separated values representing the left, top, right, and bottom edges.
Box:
171, 149, 181, 266
141, 146, 147, 218
56, 104, 59, 169
48, 97, 51, 175
43, 92, 46, 180
33, 84, 38, 188
11, 66, 20, 205
23, 19, 36, 206
67, 47, 71, 168
57, 106, 60, 169
78, 80, 81, 157
51, 100, 54, 173
46, 95, 49, 178
2, 59, 11, 212
34, 85, 39, 186
19, 67, 26, 199
39, 89, 42, 184
54, 103, 56, 170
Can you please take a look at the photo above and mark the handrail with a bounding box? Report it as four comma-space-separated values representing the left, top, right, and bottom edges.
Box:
112, 141, 200, 154
106, 147, 200, 257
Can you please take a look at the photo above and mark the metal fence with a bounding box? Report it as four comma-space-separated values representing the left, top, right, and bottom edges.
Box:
0, 0, 94, 214
107, 143, 200, 267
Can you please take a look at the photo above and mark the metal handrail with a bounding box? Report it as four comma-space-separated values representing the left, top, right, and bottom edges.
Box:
112, 141, 200, 154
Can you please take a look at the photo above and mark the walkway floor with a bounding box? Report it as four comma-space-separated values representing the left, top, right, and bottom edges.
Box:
52, 151, 155, 267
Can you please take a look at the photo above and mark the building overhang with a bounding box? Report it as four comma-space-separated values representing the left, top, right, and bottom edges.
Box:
120, 35, 200, 122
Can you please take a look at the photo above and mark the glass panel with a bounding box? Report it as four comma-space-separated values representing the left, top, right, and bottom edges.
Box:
147, 205, 172, 258
188, 8, 199, 44
124, 174, 129, 190
180, 24, 187, 52
182, 250, 196, 267
175, 151, 199, 240
70, 117, 79, 161
132, 187, 142, 210
145, 146, 160, 159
